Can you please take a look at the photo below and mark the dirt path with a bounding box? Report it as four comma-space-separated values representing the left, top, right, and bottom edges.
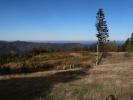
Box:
0, 68, 83, 80
1, 61, 132, 80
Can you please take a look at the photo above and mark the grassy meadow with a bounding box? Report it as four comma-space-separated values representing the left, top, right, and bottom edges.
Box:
0, 52, 133, 100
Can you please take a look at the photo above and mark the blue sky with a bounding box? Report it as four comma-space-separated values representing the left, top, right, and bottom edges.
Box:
0, 0, 133, 41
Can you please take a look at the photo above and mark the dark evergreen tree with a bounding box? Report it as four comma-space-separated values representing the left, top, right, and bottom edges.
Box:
131, 33, 133, 44
122, 33, 133, 52
96, 9, 109, 65
96, 8, 109, 45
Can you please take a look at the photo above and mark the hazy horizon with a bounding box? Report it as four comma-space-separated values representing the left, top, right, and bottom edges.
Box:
0, 39, 128, 42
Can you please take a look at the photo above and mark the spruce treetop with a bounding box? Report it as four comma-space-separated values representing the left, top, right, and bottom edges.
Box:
96, 9, 109, 44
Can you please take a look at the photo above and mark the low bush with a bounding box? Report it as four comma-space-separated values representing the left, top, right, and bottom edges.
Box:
0, 62, 55, 75
0, 66, 11, 74
123, 52, 131, 57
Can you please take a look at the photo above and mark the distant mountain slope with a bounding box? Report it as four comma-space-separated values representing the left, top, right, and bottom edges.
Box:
0, 41, 36, 54
0, 40, 125, 54
0, 41, 85, 54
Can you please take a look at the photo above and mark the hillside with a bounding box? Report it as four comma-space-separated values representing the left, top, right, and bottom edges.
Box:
0, 41, 85, 54
0, 52, 133, 100
0, 40, 124, 54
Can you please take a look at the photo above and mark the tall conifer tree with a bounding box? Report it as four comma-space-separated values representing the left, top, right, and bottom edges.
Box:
96, 9, 109, 65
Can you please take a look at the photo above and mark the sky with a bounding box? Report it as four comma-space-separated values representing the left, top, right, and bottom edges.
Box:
0, 0, 133, 41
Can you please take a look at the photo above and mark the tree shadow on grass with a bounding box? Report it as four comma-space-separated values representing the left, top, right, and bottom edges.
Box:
0, 68, 89, 100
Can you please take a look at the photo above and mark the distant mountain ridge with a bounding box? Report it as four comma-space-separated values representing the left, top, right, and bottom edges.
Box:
0, 41, 85, 54
30, 40, 124, 45
0, 40, 125, 54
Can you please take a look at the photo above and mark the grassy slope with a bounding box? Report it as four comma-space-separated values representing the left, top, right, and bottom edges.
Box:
1, 51, 94, 74
0, 52, 133, 100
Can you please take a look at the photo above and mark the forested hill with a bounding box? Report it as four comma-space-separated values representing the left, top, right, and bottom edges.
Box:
0, 41, 86, 54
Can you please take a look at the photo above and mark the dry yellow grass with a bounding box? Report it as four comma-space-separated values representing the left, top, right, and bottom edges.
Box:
0, 52, 133, 100
47, 52, 133, 100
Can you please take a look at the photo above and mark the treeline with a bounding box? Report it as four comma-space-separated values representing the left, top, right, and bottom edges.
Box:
89, 41, 119, 52
0, 46, 87, 67
0, 48, 64, 65
122, 33, 133, 52
89, 33, 133, 52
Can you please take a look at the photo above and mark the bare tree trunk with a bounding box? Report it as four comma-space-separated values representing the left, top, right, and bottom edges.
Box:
96, 42, 99, 66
